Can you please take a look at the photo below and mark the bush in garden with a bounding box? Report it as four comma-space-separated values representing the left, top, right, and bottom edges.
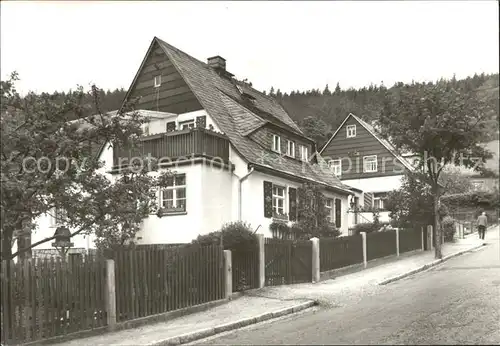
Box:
441, 216, 456, 242
192, 221, 257, 251
352, 221, 390, 235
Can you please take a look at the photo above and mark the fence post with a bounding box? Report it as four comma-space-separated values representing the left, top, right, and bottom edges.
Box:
395, 229, 400, 257
257, 234, 265, 288
427, 225, 434, 250
360, 232, 367, 268
105, 259, 117, 330
310, 237, 320, 283
421, 227, 425, 251
223, 250, 232, 299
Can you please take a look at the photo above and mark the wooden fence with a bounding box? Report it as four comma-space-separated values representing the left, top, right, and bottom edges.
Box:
114, 244, 225, 322
399, 228, 422, 253
366, 230, 397, 261
231, 248, 259, 292
1, 255, 107, 345
264, 238, 312, 286
319, 235, 363, 272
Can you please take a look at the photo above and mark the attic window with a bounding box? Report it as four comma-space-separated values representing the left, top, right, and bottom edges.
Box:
154, 75, 162, 88
347, 125, 356, 138
272, 134, 281, 153
236, 84, 256, 101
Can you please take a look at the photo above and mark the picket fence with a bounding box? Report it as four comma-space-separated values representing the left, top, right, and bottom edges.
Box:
1, 227, 425, 345
0, 244, 225, 345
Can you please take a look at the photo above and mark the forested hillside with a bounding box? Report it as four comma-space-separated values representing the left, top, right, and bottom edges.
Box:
269, 73, 499, 148
28, 72, 499, 149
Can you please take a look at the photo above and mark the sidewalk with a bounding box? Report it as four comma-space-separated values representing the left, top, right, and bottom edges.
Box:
247, 234, 486, 307
56, 233, 488, 346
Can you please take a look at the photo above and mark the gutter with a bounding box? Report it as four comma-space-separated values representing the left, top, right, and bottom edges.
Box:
234, 167, 255, 221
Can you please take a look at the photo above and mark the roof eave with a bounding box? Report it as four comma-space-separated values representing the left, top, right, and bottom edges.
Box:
249, 162, 353, 196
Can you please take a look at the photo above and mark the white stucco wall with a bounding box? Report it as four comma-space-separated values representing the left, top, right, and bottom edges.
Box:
136, 165, 203, 244
241, 171, 350, 237
200, 163, 234, 235
30, 142, 116, 252
342, 174, 403, 194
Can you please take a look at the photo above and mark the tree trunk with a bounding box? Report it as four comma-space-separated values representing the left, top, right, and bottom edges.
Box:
433, 192, 443, 259
1, 229, 13, 261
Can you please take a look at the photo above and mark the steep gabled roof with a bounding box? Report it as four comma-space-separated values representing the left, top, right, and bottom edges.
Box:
320, 112, 415, 172
129, 37, 352, 194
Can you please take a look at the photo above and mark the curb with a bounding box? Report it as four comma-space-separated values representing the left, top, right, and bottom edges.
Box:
378, 243, 486, 285
148, 300, 317, 345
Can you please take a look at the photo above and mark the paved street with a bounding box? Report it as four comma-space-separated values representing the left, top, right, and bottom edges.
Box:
192, 228, 500, 345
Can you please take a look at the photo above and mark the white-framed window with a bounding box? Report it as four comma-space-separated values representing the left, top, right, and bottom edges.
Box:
272, 134, 281, 153
287, 140, 295, 158
329, 159, 342, 176
160, 174, 187, 212
346, 125, 356, 138
325, 198, 334, 223
179, 120, 195, 130
300, 145, 309, 162
154, 75, 162, 88
373, 198, 384, 210
142, 123, 150, 136
272, 184, 286, 215
363, 155, 378, 172
51, 207, 67, 227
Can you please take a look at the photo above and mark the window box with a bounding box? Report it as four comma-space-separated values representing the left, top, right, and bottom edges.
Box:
157, 207, 187, 217
272, 211, 288, 221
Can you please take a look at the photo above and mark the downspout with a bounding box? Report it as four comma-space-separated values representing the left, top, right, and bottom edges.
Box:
237, 166, 255, 221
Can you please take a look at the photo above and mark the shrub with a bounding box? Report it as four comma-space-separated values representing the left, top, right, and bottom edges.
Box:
441, 216, 456, 242
192, 221, 257, 251
352, 221, 390, 235
317, 223, 341, 239
269, 220, 290, 239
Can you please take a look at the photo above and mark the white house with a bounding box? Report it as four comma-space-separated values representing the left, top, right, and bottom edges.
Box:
29, 37, 355, 256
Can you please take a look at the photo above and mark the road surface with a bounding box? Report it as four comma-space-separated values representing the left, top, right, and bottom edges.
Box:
192, 230, 500, 345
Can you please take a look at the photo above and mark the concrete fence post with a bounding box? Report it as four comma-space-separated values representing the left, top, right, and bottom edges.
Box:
427, 225, 434, 250
421, 226, 425, 251
310, 237, 320, 283
105, 259, 117, 330
395, 229, 400, 257
360, 232, 367, 268
257, 234, 265, 288
223, 250, 232, 299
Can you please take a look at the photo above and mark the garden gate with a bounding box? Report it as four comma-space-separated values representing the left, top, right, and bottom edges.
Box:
264, 238, 312, 286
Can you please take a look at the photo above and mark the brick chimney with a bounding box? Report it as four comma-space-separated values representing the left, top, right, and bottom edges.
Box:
207, 56, 226, 71
207, 56, 234, 78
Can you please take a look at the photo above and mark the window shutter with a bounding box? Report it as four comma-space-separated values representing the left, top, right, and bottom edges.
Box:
166, 121, 176, 132
196, 116, 207, 129
364, 193, 373, 209
335, 198, 342, 228
289, 187, 297, 221
263, 181, 273, 218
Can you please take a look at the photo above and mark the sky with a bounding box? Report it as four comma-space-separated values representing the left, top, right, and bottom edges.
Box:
1, 1, 499, 96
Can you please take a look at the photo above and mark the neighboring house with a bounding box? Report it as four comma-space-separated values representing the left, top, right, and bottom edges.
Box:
468, 139, 499, 192
320, 113, 415, 226
30, 37, 354, 253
